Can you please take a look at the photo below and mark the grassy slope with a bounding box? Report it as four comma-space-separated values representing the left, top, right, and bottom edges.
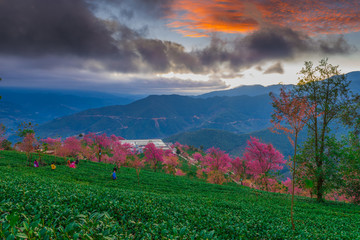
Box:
0, 151, 359, 239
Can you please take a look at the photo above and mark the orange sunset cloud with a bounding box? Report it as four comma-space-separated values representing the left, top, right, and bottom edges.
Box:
166, 0, 360, 37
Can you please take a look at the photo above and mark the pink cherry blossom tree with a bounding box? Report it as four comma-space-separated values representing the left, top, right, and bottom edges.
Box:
282, 178, 303, 196
83, 133, 112, 162
231, 157, 247, 185
200, 147, 232, 185
162, 153, 179, 175
58, 136, 82, 161
110, 134, 124, 142
270, 88, 316, 230
111, 142, 134, 169
18, 132, 37, 166
244, 137, 286, 190
129, 154, 145, 184
143, 142, 163, 172
42, 137, 62, 155
192, 152, 203, 165
81, 145, 97, 162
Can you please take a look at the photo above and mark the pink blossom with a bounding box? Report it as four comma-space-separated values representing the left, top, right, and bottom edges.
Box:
18, 133, 37, 153
144, 142, 163, 171
192, 152, 203, 164
58, 136, 82, 158
197, 147, 232, 184
282, 178, 303, 195
111, 142, 134, 168
244, 137, 286, 176
162, 154, 179, 175
82, 133, 112, 162
18, 133, 37, 165
231, 157, 247, 182
175, 169, 186, 176
202, 147, 231, 174
42, 137, 62, 154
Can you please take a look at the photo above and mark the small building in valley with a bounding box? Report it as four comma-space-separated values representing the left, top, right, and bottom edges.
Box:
120, 139, 173, 153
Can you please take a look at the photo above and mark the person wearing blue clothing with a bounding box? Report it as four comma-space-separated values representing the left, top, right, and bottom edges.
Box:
111, 169, 117, 180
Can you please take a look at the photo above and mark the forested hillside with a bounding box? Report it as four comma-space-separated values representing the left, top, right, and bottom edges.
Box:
37, 94, 274, 139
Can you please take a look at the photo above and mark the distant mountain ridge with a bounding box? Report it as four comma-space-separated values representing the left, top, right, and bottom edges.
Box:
198, 84, 290, 98
0, 87, 139, 134
37, 94, 274, 139
198, 71, 360, 98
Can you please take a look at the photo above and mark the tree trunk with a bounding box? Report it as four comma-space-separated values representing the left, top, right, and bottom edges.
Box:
317, 175, 324, 202
291, 133, 298, 231
316, 80, 330, 202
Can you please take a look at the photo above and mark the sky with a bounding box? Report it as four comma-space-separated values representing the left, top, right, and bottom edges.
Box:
0, 0, 360, 95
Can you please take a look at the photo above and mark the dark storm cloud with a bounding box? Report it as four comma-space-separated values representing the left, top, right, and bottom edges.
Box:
0, 0, 355, 77
241, 27, 354, 64
199, 26, 312, 70
195, 26, 354, 73
264, 62, 284, 74
197, 37, 230, 72
0, 0, 117, 56
319, 35, 353, 54
242, 26, 311, 60
0, 0, 194, 73
134, 39, 203, 73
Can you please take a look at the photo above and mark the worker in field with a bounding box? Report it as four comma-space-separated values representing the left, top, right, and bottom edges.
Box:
112, 168, 117, 180
51, 162, 56, 170
69, 161, 76, 168
34, 160, 39, 168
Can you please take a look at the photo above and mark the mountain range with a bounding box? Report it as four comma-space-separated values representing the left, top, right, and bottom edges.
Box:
0, 87, 140, 134
36, 94, 274, 139
197, 84, 287, 98
2, 71, 360, 156
199, 71, 360, 98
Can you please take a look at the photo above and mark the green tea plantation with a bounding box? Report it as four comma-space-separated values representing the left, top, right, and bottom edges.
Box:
0, 150, 359, 239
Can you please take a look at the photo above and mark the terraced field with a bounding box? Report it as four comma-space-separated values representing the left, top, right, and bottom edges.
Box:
0, 150, 359, 239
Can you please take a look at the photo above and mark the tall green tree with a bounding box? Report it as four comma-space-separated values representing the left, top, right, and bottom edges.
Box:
339, 133, 360, 204
296, 134, 343, 199
340, 95, 360, 135
294, 58, 355, 202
